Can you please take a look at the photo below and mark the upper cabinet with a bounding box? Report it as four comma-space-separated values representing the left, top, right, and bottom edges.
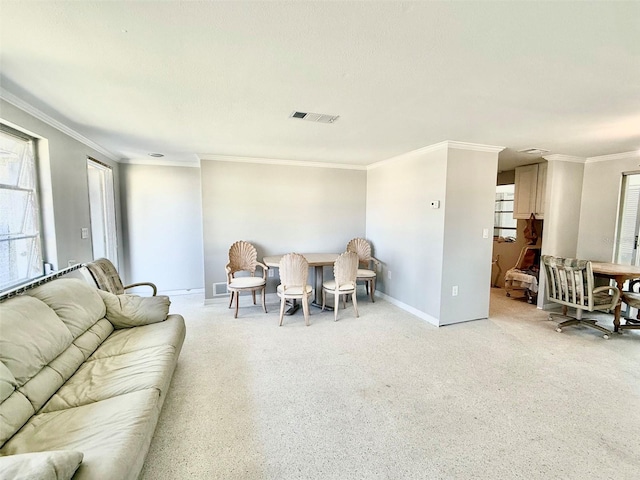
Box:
514, 162, 547, 219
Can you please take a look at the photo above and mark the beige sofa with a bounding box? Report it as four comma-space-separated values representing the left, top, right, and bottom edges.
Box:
0, 277, 186, 480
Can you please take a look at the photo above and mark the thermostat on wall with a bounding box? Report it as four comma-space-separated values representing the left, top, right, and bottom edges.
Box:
431, 200, 440, 209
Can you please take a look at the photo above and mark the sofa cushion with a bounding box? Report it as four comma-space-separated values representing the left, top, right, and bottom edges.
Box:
0, 450, 83, 480
0, 296, 72, 388
0, 389, 162, 480
91, 315, 186, 360
41, 345, 177, 412
28, 279, 106, 339
0, 362, 16, 405
97, 290, 170, 328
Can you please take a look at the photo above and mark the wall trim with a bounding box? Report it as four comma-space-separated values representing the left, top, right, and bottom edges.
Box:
368, 140, 504, 170
0, 87, 120, 162
375, 291, 440, 327
120, 157, 201, 168
586, 150, 640, 163
198, 154, 367, 170
543, 154, 586, 163
158, 288, 205, 296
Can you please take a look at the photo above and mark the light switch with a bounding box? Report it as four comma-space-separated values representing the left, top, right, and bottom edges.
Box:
482, 228, 489, 239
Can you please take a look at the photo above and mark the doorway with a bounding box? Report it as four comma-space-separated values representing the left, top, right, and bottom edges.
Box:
87, 158, 118, 264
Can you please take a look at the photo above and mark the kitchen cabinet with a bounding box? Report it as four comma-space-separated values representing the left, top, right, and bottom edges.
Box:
514, 162, 547, 219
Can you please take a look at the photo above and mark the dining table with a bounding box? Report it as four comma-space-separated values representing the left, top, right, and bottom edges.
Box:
591, 261, 640, 332
263, 253, 340, 312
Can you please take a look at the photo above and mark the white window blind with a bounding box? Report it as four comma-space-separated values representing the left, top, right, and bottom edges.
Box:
615, 174, 640, 265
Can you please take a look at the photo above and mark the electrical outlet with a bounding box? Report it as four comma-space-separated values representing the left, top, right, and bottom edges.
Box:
452, 285, 459, 296
81, 227, 89, 239
482, 228, 489, 239
387, 270, 392, 279
268, 268, 274, 278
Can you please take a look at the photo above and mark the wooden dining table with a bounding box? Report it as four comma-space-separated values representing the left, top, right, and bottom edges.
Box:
591, 261, 640, 332
263, 253, 340, 312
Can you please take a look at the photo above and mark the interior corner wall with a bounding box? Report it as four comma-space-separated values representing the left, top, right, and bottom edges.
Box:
439, 148, 499, 325
1, 98, 122, 270
577, 154, 639, 261
200, 160, 367, 299
541, 160, 584, 259
119, 163, 204, 292
366, 148, 448, 323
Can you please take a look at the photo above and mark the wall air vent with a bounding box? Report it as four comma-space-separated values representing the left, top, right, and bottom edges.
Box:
290, 111, 339, 124
518, 147, 549, 155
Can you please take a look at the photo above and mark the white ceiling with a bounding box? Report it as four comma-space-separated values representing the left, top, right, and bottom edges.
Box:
1, 1, 639, 171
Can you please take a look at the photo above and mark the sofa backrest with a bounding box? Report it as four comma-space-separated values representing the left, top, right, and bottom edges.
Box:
0, 278, 113, 447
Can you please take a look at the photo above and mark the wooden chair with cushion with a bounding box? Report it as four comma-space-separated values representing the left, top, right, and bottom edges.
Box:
277, 253, 313, 326
85, 257, 157, 296
504, 245, 541, 303
322, 251, 359, 321
225, 240, 268, 318
541, 255, 621, 339
346, 238, 380, 302
620, 279, 640, 333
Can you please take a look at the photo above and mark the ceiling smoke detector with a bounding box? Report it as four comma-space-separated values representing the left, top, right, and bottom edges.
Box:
518, 147, 549, 155
290, 111, 339, 124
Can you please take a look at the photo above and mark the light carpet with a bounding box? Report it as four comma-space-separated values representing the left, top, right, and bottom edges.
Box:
140, 288, 640, 479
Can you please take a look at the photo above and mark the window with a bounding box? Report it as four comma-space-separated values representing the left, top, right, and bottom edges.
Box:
0, 125, 44, 290
494, 184, 517, 239
615, 173, 640, 266
87, 158, 118, 264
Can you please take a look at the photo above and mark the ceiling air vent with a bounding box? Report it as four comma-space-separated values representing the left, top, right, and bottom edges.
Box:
290, 111, 339, 124
518, 147, 549, 155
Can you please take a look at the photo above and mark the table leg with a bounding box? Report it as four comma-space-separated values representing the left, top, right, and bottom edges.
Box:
311, 265, 332, 310
613, 277, 624, 333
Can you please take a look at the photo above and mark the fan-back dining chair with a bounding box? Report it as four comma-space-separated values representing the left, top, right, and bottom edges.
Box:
277, 253, 313, 326
85, 258, 157, 296
541, 255, 621, 339
225, 241, 268, 318
322, 251, 359, 321
620, 279, 640, 333
346, 238, 380, 302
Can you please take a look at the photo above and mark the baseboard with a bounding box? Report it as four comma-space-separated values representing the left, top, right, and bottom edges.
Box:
374, 291, 439, 327
158, 288, 205, 296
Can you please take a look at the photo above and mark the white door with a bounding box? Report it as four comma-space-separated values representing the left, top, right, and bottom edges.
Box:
87, 158, 118, 264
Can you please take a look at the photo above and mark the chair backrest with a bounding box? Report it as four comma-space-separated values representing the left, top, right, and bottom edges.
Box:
541, 255, 595, 310
346, 238, 372, 266
85, 258, 125, 294
279, 253, 309, 291
334, 251, 358, 288
227, 241, 258, 275
515, 245, 541, 272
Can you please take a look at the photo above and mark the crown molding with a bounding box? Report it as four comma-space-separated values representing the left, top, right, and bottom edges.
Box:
119, 157, 200, 168
446, 141, 505, 153
586, 150, 640, 163
543, 154, 586, 163
368, 140, 504, 170
198, 154, 367, 170
0, 87, 119, 162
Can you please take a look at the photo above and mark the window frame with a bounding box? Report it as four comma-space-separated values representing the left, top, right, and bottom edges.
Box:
0, 123, 45, 291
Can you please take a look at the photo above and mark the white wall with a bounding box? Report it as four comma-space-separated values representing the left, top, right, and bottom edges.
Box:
1, 98, 122, 271
366, 142, 501, 326
577, 152, 640, 261
367, 146, 447, 322
440, 147, 499, 325
119, 163, 204, 292
200, 160, 367, 299
541, 157, 585, 258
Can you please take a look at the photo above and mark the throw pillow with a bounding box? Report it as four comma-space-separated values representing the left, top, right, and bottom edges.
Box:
97, 290, 170, 329
0, 450, 83, 480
